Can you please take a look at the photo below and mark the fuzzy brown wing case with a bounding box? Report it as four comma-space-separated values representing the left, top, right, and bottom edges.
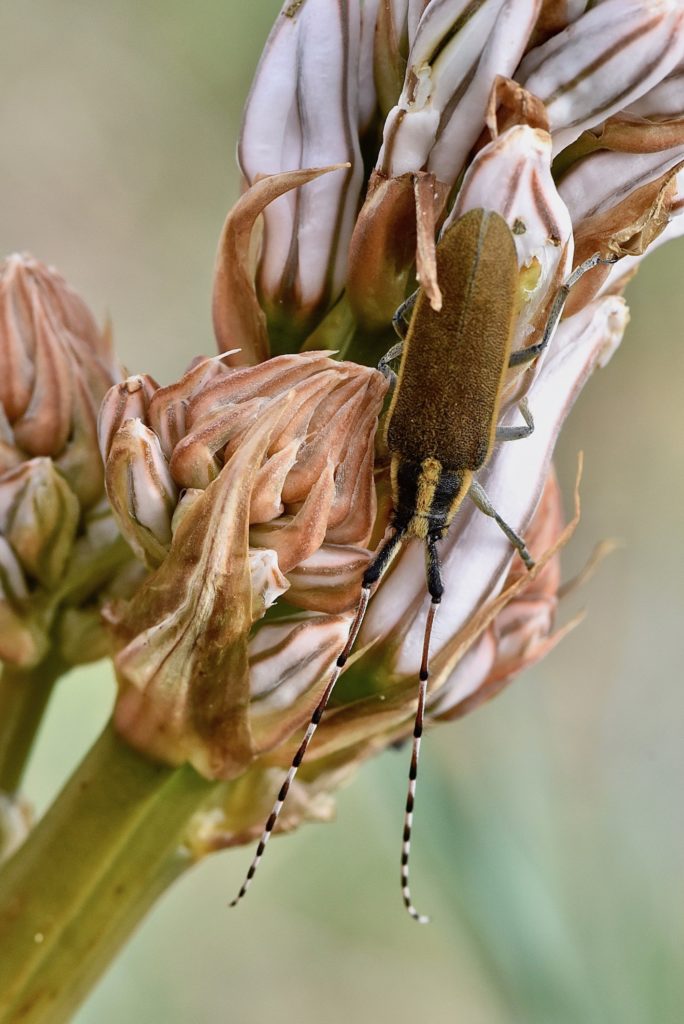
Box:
386, 209, 519, 472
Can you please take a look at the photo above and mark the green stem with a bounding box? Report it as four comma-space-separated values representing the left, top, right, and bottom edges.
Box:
0, 657, 64, 794
0, 723, 218, 1024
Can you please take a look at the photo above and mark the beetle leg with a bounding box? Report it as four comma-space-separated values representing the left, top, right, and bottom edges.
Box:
468, 480, 535, 570
509, 251, 619, 368
378, 341, 405, 385
495, 398, 534, 442
392, 289, 419, 340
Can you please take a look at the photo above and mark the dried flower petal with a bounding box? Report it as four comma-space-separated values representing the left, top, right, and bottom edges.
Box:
212, 167, 350, 365
111, 412, 279, 778
559, 150, 684, 310
104, 353, 387, 777
97, 374, 158, 464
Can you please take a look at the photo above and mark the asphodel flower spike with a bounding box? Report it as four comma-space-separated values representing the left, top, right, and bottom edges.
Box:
236, 0, 369, 351
4, 6, 684, 1014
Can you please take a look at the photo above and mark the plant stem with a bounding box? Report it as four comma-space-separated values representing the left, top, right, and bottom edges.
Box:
0, 723, 217, 1024
0, 657, 64, 794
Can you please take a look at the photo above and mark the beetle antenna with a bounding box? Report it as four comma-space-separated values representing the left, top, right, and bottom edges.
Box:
230, 528, 405, 908
400, 534, 443, 924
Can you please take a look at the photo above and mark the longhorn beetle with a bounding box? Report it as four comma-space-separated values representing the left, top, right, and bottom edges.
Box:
231, 207, 617, 921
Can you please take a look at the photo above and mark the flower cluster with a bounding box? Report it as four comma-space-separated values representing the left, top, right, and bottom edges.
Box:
8, 0, 684, 847
94, 1, 684, 835
0, 257, 132, 669
200, 0, 682, 797
99, 353, 387, 778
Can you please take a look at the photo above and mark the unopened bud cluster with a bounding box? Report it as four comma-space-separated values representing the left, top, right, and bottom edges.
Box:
0, 257, 132, 669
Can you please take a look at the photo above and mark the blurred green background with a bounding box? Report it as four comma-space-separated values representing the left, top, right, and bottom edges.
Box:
2, 2, 683, 1022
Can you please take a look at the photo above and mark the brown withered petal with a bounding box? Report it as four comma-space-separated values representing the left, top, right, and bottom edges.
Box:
599, 210, 684, 298
250, 462, 337, 573
247, 612, 353, 754
483, 75, 550, 140
561, 111, 684, 160
346, 172, 423, 332
111, 410, 285, 779
559, 151, 683, 312
212, 166, 350, 365
414, 171, 442, 311
182, 762, 347, 858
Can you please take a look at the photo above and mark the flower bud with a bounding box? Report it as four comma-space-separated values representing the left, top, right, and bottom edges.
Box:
237, 0, 366, 343
104, 419, 178, 568
559, 148, 683, 312
519, 0, 684, 154
0, 255, 131, 669
377, 0, 541, 183
0, 459, 80, 590
0, 255, 117, 506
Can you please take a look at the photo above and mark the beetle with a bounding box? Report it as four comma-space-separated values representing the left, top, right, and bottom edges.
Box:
230, 207, 617, 919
